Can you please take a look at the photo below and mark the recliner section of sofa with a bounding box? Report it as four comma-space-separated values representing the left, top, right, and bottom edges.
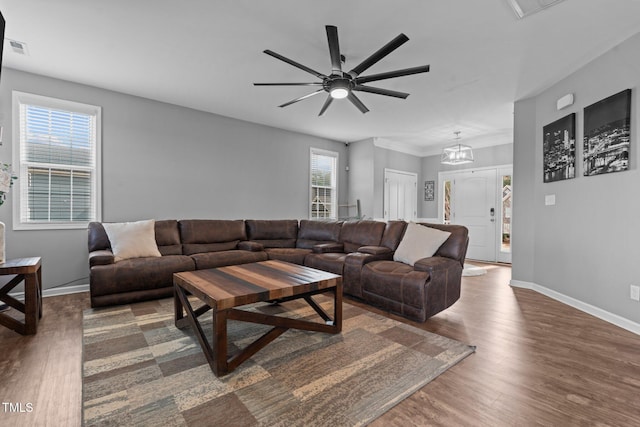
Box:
88, 218, 468, 322
342, 220, 407, 298
247, 219, 343, 265
360, 223, 469, 322
304, 220, 387, 275
89, 220, 196, 307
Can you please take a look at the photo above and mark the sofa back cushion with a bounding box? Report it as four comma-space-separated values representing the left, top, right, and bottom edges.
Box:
381, 220, 408, 251
340, 220, 386, 253
87, 220, 182, 256
88, 222, 110, 252
418, 222, 469, 264
179, 219, 247, 255
246, 219, 298, 248
297, 220, 342, 249
393, 222, 451, 266
155, 220, 183, 255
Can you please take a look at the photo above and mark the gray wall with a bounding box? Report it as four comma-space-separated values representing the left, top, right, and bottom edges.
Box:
346, 138, 424, 220
512, 32, 640, 324
373, 145, 423, 219
0, 68, 347, 291
346, 138, 375, 219
420, 143, 513, 218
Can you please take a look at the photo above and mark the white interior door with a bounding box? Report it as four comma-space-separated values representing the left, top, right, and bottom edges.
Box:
451, 169, 497, 262
384, 169, 417, 221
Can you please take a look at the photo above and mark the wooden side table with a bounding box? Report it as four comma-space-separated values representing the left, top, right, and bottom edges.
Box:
0, 257, 42, 335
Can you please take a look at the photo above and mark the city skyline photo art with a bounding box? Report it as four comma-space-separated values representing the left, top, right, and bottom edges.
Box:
543, 113, 576, 183
583, 89, 631, 176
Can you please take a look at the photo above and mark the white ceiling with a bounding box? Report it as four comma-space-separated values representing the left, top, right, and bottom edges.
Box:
2, 0, 640, 155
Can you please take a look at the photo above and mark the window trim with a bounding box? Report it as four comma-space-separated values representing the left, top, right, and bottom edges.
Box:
309, 147, 339, 220
12, 91, 102, 230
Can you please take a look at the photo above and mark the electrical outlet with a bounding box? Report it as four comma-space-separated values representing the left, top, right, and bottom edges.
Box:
631, 285, 640, 302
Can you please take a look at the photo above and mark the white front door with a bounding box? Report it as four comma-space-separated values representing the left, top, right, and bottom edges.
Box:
450, 169, 497, 262
384, 169, 417, 221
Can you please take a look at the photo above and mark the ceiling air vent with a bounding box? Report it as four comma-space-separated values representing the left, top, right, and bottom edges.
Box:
507, 0, 567, 19
8, 39, 29, 55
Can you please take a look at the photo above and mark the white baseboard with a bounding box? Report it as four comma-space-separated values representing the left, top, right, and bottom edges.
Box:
510, 280, 640, 336
9, 284, 89, 301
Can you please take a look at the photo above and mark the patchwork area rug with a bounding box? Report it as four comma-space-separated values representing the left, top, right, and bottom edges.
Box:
83, 297, 475, 426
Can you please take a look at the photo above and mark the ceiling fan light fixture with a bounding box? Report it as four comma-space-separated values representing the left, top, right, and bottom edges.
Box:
329, 79, 350, 99
255, 25, 430, 114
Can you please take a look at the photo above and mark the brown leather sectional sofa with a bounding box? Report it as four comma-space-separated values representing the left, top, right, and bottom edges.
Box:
88, 219, 468, 322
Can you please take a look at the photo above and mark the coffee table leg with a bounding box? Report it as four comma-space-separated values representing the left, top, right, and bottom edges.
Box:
174, 284, 228, 375
333, 281, 343, 333
174, 284, 184, 327
24, 273, 38, 335
212, 309, 228, 376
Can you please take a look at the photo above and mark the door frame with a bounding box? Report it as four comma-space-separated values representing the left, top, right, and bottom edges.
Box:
438, 164, 512, 263
496, 165, 512, 264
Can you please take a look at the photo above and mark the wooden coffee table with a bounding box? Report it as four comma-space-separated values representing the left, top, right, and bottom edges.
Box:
173, 260, 342, 377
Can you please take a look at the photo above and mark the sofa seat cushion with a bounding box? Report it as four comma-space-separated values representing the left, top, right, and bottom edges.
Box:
361, 260, 430, 310
304, 253, 347, 275
264, 248, 311, 265
89, 255, 195, 297
190, 250, 268, 270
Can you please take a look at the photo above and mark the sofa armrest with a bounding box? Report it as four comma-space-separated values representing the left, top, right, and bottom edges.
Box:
89, 250, 115, 267
312, 242, 344, 254
238, 241, 264, 252
413, 256, 463, 318
413, 256, 459, 274
343, 251, 393, 299
357, 246, 392, 256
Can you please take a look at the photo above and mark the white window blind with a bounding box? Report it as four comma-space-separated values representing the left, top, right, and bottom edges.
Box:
13, 92, 101, 230
310, 148, 338, 219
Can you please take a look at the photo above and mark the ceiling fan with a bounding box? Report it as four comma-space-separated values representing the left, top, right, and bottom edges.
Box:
254, 25, 430, 116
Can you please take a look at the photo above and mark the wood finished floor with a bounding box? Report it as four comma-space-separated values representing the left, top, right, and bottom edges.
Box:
1, 264, 639, 426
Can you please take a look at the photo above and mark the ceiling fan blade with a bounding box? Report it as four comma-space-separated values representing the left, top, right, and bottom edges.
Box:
318, 95, 334, 116
348, 33, 409, 78
278, 89, 325, 108
347, 92, 369, 114
264, 49, 327, 79
254, 82, 323, 86
326, 25, 342, 74
353, 85, 409, 99
354, 65, 430, 84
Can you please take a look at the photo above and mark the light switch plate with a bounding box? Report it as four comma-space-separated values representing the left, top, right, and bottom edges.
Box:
545, 194, 556, 206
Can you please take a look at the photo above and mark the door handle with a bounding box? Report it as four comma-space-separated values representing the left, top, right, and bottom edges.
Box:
490, 208, 495, 222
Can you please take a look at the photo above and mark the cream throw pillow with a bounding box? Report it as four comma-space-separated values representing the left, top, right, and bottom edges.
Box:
103, 219, 162, 262
393, 222, 451, 266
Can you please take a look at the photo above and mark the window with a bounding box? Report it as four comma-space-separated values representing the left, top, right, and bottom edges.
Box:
12, 91, 101, 230
310, 148, 338, 219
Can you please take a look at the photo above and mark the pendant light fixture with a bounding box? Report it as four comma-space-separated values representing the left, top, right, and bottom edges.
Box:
441, 131, 474, 165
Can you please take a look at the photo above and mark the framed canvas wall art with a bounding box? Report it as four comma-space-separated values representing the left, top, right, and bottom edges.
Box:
583, 89, 631, 176
543, 113, 576, 183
